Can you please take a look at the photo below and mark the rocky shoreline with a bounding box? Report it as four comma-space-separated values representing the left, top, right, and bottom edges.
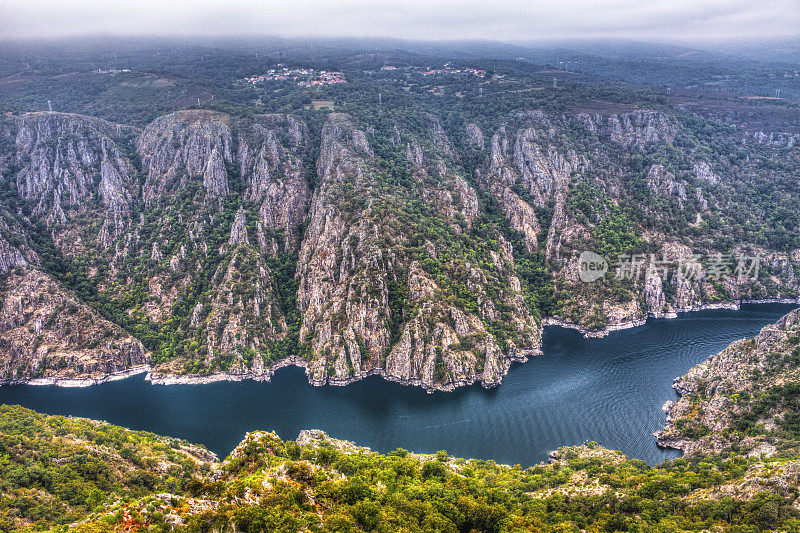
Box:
145, 351, 538, 393
0, 365, 152, 388
314, 349, 536, 393
145, 356, 307, 386
654, 305, 800, 455
544, 298, 798, 338
2, 298, 796, 391
542, 317, 648, 338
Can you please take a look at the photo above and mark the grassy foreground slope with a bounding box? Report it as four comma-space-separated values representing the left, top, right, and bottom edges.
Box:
0, 403, 798, 532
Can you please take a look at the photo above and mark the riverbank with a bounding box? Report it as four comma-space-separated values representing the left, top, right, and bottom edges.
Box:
145, 350, 539, 393
0, 365, 152, 388
313, 349, 537, 393
2, 298, 797, 391
3, 305, 791, 466
544, 298, 798, 338
145, 356, 307, 386
655, 306, 800, 456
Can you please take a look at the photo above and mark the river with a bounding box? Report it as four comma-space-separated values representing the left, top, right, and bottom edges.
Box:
1, 303, 795, 466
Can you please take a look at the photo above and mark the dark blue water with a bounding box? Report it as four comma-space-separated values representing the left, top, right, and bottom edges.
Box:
1, 304, 795, 466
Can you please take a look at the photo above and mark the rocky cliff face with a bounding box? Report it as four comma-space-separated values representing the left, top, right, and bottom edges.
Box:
138, 110, 234, 200
239, 114, 310, 253
656, 308, 800, 456
11, 112, 140, 250
128, 111, 312, 375
470, 109, 799, 331
476, 112, 583, 260
0, 107, 797, 388
0, 111, 311, 380
295, 114, 538, 389
576, 110, 677, 147
0, 268, 148, 382
646, 164, 687, 208
0, 231, 30, 276
296, 114, 388, 382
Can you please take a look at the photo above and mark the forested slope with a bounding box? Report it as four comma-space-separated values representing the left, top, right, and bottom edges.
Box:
1, 404, 798, 532
0, 98, 798, 389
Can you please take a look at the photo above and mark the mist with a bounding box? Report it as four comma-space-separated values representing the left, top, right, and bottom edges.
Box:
1, 0, 798, 43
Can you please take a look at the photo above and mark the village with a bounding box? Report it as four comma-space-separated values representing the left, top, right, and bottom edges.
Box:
381, 63, 486, 77
244, 66, 346, 86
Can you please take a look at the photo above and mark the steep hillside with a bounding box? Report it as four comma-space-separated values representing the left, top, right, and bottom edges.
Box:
657, 308, 800, 457
1, 405, 797, 532
0, 105, 798, 389
0, 405, 216, 531
297, 113, 539, 389
0, 268, 148, 383
466, 109, 799, 330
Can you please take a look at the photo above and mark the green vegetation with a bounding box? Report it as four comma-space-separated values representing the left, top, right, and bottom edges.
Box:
0, 405, 212, 532
1, 405, 798, 532
1, 39, 799, 533
0, 37, 797, 375
732, 382, 800, 452
662, 309, 800, 459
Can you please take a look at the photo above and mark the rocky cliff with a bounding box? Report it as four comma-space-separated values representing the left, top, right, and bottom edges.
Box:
0, 268, 148, 382
10, 112, 140, 255
296, 114, 539, 389
656, 308, 800, 457
468, 109, 799, 331
0, 107, 797, 388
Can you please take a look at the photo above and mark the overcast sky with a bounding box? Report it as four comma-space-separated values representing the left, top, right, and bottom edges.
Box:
1, 0, 798, 42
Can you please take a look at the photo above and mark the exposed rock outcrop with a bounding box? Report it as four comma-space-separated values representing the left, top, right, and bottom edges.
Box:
0, 105, 797, 390
479, 118, 581, 255
577, 110, 676, 147
296, 113, 389, 383
466, 122, 485, 149
0, 234, 28, 275
227, 206, 249, 247
0, 268, 149, 382
12, 112, 138, 234
295, 114, 539, 390
202, 247, 284, 373
692, 161, 719, 185
656, 308, 800, 456
647, 164, 687, 208
138, 110, 234, 200
239, 114, 310, 252
644, 268, 666, 318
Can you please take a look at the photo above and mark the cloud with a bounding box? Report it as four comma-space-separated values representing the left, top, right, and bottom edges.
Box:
0, 0, 797, 42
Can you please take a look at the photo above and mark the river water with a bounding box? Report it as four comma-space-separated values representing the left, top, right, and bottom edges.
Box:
1, 303, 795, 466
